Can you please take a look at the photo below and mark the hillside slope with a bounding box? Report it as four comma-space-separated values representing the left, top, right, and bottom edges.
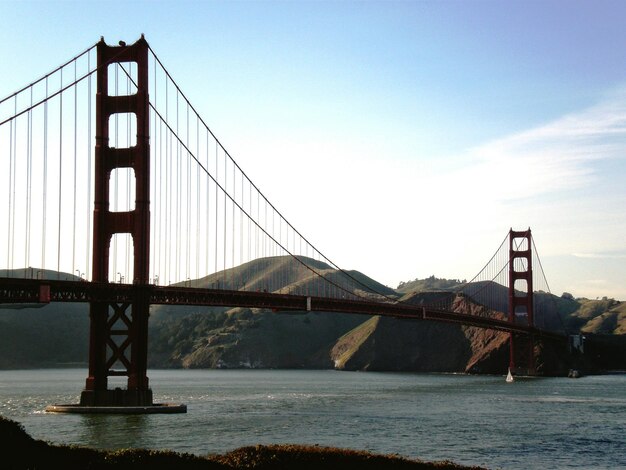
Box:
1, 269, 624, 373
149, 256, 390, 368
329, 292, 511, 374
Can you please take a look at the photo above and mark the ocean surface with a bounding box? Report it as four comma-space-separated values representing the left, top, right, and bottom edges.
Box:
0, 369, 624, 469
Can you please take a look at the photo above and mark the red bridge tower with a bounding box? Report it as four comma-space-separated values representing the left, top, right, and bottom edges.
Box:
508, 228, 536, 376
80, 36, 152, 407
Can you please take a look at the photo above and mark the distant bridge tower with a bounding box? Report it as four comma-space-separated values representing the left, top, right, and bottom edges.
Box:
80, 36, 152, 407
508, 228, 536, 375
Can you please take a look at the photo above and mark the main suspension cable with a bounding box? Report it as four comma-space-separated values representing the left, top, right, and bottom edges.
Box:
144, 46, 394, 300
0, 43, 97, 107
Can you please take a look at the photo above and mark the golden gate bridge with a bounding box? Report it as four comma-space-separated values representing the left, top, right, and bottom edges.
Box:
0, 36, 567, 412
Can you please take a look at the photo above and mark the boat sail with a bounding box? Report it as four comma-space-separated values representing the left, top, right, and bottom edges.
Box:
506, 368, 514, 383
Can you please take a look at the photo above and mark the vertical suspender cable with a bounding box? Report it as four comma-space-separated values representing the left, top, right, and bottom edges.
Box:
25, 87, 32, 271
13, 94, 18, 273
126, 63, 131, 281
156, 112, 161, 283
72, 60, 77, 276
241, 172, 244, 286
232, 160, 235, 287
232, 162, 235, 287
165, 78, 171, 285
9, 97, 16, 273
196, 116, 200, 282
174, 92, 179, 282
156, 60, 162, 284
254, 188, 258, 284
205, 130, 209, 278
43, 78, 48, 272
256, 189, 259, 263
174, 90, 179, 282
160, 61, 165, 284
150, 58, 157, 283
113, 67, 119, 281
57, 68, 63, 280
157, 64, 163, 283
156, 57, 161, 284
223, 151, 227, 286
86, 53, 92, 280
247, 176, 251, 286
185, 104, 190, 282
272, 209, 276, 289
293, 230, 296, 293
174, 91, 182, 281
214, 140, 218, 279
166, 76, 171, 284
11, 96, 17, 272
6, 107, 12, 272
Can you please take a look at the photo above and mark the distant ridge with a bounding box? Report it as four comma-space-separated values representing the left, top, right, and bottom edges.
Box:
174, 255, 397, 300
0, 267, 83, 282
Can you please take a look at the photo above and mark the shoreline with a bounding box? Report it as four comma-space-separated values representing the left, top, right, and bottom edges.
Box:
2, 416, 485, 469
3, 364, 626, 377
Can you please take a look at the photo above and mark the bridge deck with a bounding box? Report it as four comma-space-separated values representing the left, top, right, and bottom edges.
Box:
0, 278, 565, 340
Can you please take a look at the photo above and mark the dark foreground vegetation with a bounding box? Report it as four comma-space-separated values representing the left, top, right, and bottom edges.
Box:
1, 416, 484, 470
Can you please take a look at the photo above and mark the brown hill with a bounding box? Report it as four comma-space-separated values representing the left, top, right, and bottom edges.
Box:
173, 256, 397, 300
149, 256, 394, 368
578, 299, 626, 334
329, 292, 511, 374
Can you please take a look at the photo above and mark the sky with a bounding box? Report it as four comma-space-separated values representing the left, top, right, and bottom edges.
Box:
1, 0, 625, 300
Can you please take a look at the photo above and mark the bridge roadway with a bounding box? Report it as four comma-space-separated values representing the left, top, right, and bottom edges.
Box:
0, 277, 565, 341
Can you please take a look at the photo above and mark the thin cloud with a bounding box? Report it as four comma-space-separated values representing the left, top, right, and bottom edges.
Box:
573, 253, 626, 259
459, 88, 626, 201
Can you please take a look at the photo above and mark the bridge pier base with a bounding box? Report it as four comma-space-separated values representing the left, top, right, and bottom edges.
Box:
79, 388, 153, 407
45, 400, 186, 414
509, 332, 537, 376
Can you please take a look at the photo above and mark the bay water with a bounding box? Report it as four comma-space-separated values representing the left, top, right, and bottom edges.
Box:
0, 369, 624, 469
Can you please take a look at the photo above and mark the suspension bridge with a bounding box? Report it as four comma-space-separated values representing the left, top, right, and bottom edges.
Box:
0, 36, 567, 412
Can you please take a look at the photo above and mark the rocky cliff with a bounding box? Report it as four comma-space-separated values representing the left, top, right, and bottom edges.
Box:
329, 293, 510, 374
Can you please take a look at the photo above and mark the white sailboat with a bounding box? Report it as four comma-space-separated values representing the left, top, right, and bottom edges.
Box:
506, 368, 514, 383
